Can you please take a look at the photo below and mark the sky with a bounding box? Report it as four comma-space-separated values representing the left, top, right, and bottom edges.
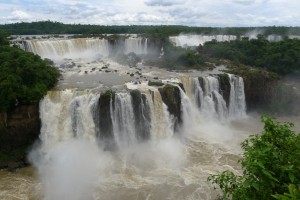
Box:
0, 0, 299, 26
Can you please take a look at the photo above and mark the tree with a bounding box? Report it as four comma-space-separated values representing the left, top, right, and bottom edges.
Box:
208, 116, 300, 200
0, 33, 60, 111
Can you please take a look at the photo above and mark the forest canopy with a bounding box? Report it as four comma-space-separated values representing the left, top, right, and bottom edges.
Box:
1, 21, 300, 37
201, 35, 300, 75
0, 33, 59, 111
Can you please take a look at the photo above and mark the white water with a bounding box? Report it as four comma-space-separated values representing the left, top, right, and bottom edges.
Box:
228, 74, 246, 119
111, 93, 137, 148
180, 75, 245, 122
19, 37, 149, 61
124, 38, 148, 55
26, 38, 110, 60
169, 35, 237, 47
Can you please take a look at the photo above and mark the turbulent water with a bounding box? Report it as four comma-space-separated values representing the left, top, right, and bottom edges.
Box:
1, 72, 249, 200
169, 35, 237, 47
1, 36, 284, 200
168, 34, 300, 47
13, 37, 148, 61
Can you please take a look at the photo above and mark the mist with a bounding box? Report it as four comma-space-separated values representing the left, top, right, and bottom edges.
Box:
29, 139, 112, 200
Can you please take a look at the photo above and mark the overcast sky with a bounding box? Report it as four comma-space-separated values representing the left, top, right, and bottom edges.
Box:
0, 0, 299, 26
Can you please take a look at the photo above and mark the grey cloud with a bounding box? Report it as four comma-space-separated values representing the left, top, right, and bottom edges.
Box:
233, 0, 255, 5
233, 0, 270, 6
145, 0, 185, 7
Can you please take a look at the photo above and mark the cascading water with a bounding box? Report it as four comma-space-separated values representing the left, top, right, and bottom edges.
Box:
124, 37, 148, 55
180, 74, 245, 122
38, 74, 246, 149
169, 35, 237, 47
111, 93, 137, 148
3, 72, 248, 200
228, 74, 246, 119
25, 38, 110, 60
39, 90, 100, 148
17, 37, 149, 61
144, 89, 174, 140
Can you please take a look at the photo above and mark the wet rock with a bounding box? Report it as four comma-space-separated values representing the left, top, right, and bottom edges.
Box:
0, 105, 40, 168
216, 74, 231, 108
158, 84, 182, 132
98, 90, 116, 150
148, 80, 164, 87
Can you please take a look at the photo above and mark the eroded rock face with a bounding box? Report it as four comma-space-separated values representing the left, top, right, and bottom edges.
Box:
0, 105, 40, 151
0, 104, 40, 169
158, 84, 182, 132
217, 74, 231, 108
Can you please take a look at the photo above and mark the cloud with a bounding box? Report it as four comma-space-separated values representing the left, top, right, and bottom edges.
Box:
0, 0, 299, 26
1, 10, 31, 22
233, 0, 270, 5
145, 0, 185, 7
233, 0, 256, 5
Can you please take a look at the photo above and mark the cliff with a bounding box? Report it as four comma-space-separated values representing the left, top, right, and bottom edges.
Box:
0, 104, 40, 170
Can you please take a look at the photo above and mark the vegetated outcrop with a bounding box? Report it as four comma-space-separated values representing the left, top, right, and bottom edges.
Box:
0, 104, 40, 170
158, 84, 182, 132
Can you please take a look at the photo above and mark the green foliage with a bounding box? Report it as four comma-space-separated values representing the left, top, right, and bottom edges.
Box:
203, 36, 300, 75
0, 34, 60, 111
0, 30, 9, 45
208, 116, 300, 200
1, 21, 300, 37
273, 185, 300, 200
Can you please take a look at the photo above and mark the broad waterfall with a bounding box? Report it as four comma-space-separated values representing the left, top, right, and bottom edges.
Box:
39, 74, 246, 150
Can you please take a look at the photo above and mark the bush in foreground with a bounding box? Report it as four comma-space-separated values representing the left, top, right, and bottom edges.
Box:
208, 116, 300, 200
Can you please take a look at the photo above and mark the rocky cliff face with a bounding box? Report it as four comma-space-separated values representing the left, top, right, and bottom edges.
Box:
0, 104, 40, 169
159, 84, 182, 132
225, 65, 279, 113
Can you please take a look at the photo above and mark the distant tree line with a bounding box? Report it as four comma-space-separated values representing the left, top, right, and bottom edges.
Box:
202, 35, 300, 75
0, 30, 59, 111
1, 21, 300, 38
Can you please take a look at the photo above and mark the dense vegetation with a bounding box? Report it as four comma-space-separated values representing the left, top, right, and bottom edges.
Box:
208, 116, 300, 200
0, 32, 59, 111
1, 21, 300, 37
202, 35, 300, 75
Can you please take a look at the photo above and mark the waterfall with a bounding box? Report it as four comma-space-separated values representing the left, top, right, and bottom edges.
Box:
39, 74, 246, 149
144, 90, 174, 140
228, 74, 246, 119
169, 35, 237, 47
178, 86, 198, 132
39, 90, 99, 148
23, 38, 110, 60
111, 93, 137, 148
124, 37, 148, 54
180, 75, 244, 122
17, 37, 149, 60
